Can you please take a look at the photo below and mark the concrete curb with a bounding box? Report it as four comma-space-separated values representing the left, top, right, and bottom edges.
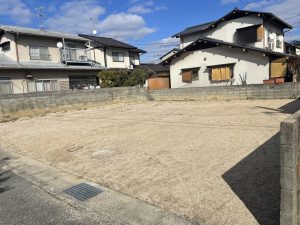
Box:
0, 148, 200, 225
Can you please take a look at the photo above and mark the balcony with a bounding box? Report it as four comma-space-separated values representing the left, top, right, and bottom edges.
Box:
29, 53, 52, 61
61, 48, 92, 65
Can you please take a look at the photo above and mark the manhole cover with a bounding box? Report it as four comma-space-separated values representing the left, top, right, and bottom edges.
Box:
63, 183, 103, 201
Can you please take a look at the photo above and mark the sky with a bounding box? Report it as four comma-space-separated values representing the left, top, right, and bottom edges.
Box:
0, 0, 300, 62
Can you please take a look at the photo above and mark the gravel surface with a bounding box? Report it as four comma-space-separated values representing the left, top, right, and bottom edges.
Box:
0, 99, 296, 225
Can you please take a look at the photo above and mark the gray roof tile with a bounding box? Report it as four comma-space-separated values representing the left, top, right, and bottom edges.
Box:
0, 25, 87, 41
0, 54, 23, 69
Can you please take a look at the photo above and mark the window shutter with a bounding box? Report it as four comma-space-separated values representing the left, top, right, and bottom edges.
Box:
257, 25, 264, 42
270, 57, 287, 78
182, 71, 193, 83
211, 68, 221, 81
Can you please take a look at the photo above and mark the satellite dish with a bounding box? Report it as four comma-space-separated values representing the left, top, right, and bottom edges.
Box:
93, 30, 97, 35
57, 42, 63, 48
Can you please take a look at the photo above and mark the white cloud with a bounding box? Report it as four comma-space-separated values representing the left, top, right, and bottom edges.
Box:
128, 0, 166, 14
221, 0, 239, 5
141, 37, 179, 63
0, 0, 33, 24
46, 0, 105, 33
45, 0, 155, 40
99, 13, 156, 40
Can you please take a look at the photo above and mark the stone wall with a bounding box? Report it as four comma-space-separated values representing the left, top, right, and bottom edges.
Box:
280, 111, 300, 225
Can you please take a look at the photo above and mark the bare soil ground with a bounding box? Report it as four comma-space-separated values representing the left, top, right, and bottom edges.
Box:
0, 99, 296, 225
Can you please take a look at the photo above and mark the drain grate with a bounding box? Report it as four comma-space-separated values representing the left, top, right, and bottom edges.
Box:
63, 183, 103, 201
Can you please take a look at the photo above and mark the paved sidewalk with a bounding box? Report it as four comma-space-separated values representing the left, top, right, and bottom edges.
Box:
0, 149, 198, 225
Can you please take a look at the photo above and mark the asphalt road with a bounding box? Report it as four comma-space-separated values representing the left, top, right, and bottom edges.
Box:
0, 157, 114, 225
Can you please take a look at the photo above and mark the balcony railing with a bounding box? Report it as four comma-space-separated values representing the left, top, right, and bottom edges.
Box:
61, 48, 92, 63
29, 53, 52, 61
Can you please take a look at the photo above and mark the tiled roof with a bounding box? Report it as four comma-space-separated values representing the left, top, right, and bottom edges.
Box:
0, 54, 23, 69
173, 8, 292, 38
0, 25, 87, 41
19, 61, 103, 70
161, 36, 299, 64
137, 63, 170, 73
173, 21, 215, 38
79, 34, 146, 53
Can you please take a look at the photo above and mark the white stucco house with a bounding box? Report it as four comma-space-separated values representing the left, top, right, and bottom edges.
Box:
161, 8, 299, 88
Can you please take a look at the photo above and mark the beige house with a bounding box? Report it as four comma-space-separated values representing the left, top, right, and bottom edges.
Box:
161, 8, 299, 88
79, 34, 145, 69
0, 25, 103, 94
0, 25, 146, 94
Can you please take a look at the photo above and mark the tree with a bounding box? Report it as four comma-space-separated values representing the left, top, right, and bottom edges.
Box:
287, 57, 300, 82
98, 69, 152, 88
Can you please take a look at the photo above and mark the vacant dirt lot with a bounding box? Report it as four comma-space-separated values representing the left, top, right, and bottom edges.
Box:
0, 99, 297, 225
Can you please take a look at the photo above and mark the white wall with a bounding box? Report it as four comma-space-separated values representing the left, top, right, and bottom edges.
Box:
0, 33, 18, 60
170, 46, 269, 88
180, 15, 264, 48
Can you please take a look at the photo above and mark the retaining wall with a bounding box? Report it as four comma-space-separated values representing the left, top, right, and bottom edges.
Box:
149, 83, 300, 101
0, 87, 149, 122
1, 83, 300, 122
280, 111, 300, 225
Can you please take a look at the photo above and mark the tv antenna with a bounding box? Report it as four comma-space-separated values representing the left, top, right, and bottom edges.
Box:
36, 7, 45, 31
90, 17, 97, 35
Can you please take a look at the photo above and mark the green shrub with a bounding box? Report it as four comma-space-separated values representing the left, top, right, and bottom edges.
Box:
98, 69, 152, 88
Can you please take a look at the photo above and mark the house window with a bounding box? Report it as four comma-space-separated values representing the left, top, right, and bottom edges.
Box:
28, 80, 58, 92
181, 68, 199, 83
276, 34, 283, 48
29, 46, 51, 61
112, 52, 124, 62
0, 77, 12, 94
210, 65, 234, 82
130, 54, 135, 65
1, 41, 10, 52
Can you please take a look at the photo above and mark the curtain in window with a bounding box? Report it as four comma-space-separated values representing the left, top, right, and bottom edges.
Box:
0, 81, 12, 94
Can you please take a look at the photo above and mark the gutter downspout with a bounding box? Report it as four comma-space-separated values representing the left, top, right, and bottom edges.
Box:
15, 32, 20, 62
103, 47, 107, 67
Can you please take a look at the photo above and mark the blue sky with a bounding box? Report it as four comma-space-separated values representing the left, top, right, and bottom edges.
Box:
0, 0, 299, 62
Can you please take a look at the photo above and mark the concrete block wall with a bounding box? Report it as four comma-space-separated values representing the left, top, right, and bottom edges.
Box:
150, 83, 300, 101
1, 83, 300, 122
280, 112, 300, 225
0, 87, 148, 122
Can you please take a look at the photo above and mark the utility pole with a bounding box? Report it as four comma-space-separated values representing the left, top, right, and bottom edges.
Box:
36, 7, 45, 31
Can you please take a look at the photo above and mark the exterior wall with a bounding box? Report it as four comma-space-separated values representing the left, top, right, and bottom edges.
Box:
170, 46, 269, 88
264, 20, 284, 53
180, 15, 264, 49
0, 69, 99, 94
89, 46, 141, 69
106, 47, 131, 69
16, 35, 85, 63
0, 33, 18, 60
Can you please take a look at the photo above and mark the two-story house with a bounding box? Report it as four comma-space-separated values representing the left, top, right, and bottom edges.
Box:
0, 25, 104, 94
161, 8, 299, 88
79, 34, 146, 69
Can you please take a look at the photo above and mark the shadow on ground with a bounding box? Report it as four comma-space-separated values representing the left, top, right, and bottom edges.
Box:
223, 100, 300, 225
256, 98, 300, 114
0, 156, 13, 194
223, 133, 280, 225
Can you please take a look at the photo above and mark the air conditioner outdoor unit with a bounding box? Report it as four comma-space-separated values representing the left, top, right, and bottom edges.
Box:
128, 65, 134, 70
